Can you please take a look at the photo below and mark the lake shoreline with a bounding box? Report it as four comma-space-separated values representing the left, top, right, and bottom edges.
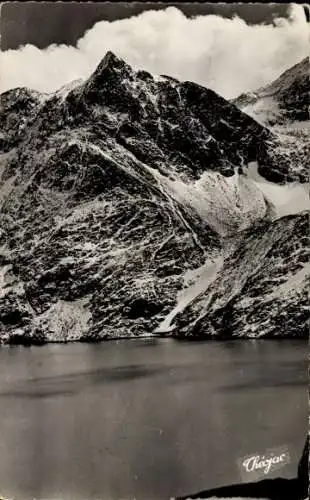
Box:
1, 333, 308, 347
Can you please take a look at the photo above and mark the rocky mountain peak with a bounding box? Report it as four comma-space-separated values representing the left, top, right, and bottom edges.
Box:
82, 51, 133, 102
91, 50, 132, 80
100, 50, 129, 71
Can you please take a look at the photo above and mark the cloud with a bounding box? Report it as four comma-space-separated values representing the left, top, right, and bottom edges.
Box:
0, 4, 308, 98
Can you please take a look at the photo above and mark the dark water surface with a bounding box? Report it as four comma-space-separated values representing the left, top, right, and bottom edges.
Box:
0, 339, 307, 500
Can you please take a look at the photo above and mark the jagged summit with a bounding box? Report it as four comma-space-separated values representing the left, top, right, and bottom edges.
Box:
81, 50, 134, 105
102, 50, 126, 66
93, 50, 131, 75
88, 50, 133, 83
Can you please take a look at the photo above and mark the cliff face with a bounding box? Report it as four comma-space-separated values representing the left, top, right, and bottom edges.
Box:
0, 52, 308, 342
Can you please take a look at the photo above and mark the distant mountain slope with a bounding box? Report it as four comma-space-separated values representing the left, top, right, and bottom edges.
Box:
0, 52, 309, 342
233, 58, 309, 187
233, 57, 309, 125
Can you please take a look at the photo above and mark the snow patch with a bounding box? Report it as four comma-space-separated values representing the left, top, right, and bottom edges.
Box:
271, 262, 310, 300
151, 168, 267, 236
155, 256, 223, 332
247, 162, 310, 218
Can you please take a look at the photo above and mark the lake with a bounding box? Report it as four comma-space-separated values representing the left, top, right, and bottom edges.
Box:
0, 339, 307, 500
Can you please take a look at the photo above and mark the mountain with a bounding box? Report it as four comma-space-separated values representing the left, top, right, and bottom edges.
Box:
0, 52, 309, 343
233, 57, 309, 126
232, 57, 309, 185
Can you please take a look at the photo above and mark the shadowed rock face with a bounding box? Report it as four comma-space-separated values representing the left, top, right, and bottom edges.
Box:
0, 52, 309, 342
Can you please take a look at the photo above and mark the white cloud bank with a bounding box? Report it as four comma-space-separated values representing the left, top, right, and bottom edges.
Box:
0, 4, 309, 98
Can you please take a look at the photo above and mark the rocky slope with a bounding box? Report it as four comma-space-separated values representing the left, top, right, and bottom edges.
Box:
0, 52, 308, 342
173, 212, 309, 339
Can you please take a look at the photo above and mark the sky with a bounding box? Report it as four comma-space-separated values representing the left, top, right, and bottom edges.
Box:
0, 2, 309, 99
0, 3, 296, 50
